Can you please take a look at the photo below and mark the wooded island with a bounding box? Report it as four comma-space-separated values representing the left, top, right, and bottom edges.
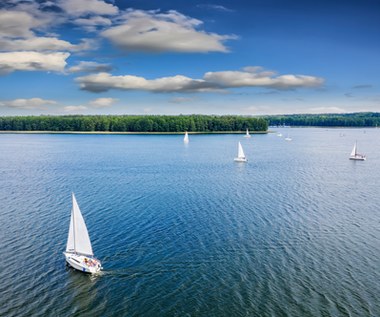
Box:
0, 115, 268, 132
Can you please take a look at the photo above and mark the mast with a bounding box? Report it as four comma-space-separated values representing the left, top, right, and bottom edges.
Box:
72, 193, 76, 253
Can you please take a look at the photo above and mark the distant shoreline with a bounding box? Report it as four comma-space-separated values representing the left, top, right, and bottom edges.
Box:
0, 130, 269, 135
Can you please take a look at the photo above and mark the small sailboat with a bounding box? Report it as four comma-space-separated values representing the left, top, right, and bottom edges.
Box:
285, 134, 292, 141
64, 193, 101, 274
277, 133, 282, 137
349, 141, 366, 161
234, 141, 247, 162
244, 128, 251, 138
184, 131, 189, 143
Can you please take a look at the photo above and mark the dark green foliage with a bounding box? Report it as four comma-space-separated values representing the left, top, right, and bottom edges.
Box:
0, 115, 268, 132
264, 112, 380, 127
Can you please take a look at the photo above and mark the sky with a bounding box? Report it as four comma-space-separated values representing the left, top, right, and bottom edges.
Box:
0, 0, 379, 116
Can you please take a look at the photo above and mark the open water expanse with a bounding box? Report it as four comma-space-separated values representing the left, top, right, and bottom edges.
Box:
0, 128, 379, 317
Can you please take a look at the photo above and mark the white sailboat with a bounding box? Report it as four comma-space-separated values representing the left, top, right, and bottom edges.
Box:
349, 141, 366, 161
244, 128, 251, 138
184, 131, 189, 143
277, 133, 282, 137
234, 141, 247, 162
285, 134, 292, 141
63, 193, 101, 274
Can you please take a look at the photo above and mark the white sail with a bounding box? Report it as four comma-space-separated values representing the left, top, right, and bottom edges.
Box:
184, 131, 189, 143
245, 129, 251, 138
238, 141, 245, 158
350, 142, 357, 157
66, 193, 93, 256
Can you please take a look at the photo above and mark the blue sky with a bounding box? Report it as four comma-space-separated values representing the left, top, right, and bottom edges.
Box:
0, 0, 379, 115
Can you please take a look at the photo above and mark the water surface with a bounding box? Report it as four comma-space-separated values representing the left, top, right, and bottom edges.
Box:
0, 128, 379, 316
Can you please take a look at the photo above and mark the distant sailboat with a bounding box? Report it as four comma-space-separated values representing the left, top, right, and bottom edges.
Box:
277, 133, 282, 137
184, 131, 189, 143
349, 141, 366, 161
244, 128, 251, 138
285, 134, 292, 141
64, 193, 101, 274
234, 141, 247, 162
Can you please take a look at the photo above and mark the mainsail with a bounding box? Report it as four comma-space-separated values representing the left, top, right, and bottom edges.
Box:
350, 142, 357, 157
66, 193, 93, 256
184, 132, 189, 143
238, 142, 245, 159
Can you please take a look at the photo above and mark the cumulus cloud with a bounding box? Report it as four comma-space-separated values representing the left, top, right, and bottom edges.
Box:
76, 72, 219, 93
101, 9, 236, 53
76, 66, 324, 93
203, 67, 324, 89
58, 0, 118, 17
0, 51, 69, 74
63, 105, 88, 112
74, 16, 112, 31
88, 97, 118, 108
68, 61, 113, 73
0, 98, 57, 110
0, 9, 50, 38
0, 37, 94, 52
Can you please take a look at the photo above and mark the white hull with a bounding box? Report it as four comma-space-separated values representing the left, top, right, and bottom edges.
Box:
349, 155, 366, 161
234, 157, 247, 162
64, 252, 101, 274
285, 137, 292, 141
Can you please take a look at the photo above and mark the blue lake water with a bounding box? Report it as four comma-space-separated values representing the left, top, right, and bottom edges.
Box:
0, 128, 379, 316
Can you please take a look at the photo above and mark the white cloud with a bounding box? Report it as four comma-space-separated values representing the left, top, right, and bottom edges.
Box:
63, 105, 88, 112
76, 67, 324, 93
68, 61, 113, 73
74, 16, 112, 31
0, 51, 69, 74
101, 10, 235, 53
0, 10, 41, 37
204, 68, 324, 89
88, 97, 118, 108
0, 37, 94, 52
0, 98, 57, 110
76, 72, 218, 93
58, 0, 118, 17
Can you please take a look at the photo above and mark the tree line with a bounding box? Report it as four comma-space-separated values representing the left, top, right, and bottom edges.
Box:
264, 112, 380, 127
0, 115, 268, 132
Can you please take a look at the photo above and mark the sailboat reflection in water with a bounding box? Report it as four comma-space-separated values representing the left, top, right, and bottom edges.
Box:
63, 193, 101, 274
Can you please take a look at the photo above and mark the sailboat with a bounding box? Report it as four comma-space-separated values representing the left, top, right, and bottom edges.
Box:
63, 193, 101, 274
244, 128, 251, 138
349, 141, 366, 161
234, 141, 247, 162
277, 132, 282, 137
184, 131, 189, 143
285, 134, 292, 141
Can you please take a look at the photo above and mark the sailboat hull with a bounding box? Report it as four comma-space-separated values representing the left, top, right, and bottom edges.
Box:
349, 156, 366, 161
64, 252, 101, 274
234, 157, 247, 162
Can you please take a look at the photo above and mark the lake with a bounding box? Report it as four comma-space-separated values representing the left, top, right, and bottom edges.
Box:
0, 128, 379, 316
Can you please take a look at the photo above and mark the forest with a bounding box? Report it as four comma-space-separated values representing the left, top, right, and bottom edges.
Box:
1, 113, 378, 132
0, 115, 268, 132
264, 112, 380, 127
